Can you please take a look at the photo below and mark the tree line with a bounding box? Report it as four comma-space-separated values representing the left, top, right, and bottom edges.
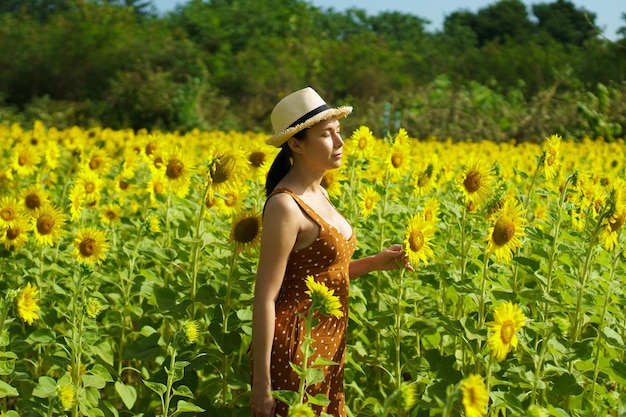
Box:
0, 0, 625, 141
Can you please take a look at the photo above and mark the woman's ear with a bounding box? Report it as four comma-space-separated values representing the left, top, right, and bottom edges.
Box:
287, 137, 304, 154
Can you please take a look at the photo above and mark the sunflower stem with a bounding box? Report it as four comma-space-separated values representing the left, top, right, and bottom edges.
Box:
394, 267, 406, 390
590, 248, 620, 404
190, 172, 212, 319
221, 245, 238, 405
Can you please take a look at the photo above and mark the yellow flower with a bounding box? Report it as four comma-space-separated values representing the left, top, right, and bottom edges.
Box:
385, 131, 412, 180
487, 301, 527, 362
215, 182, 248, 218
73, 169, 104, 205
81, 147, 113, 176
183, 320, 200, 345
161, 145, 196, 198
0, 214, 30, 251
148, 215, 162, 234
304, 275, 344, 319
85, 297, 104, 319
11, 143, 41, 177
460, 159, 493, 208
230, 211, 261, 254
461, 374, 489, 417
209, 150, 249, 194
57, 383, 77, 411
19, 184, 50, 216
403, 213, 436, 267
542, 134, 561, 181
321, 168, 347, 199
0, 196, 22, 228
423, 197, 441, 224
399, 382, 417, 410
485, 199, 527, 263
16, 282, 41, 325
99, 203, 122, 225
349, 125, 375, 159
600, 179, 626, 251
287, 403, 315, 417
72, 227, 110, 264
358, 185, 381, 219
31, 205, 66, 247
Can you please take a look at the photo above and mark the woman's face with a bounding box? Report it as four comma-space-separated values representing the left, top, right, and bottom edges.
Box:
301, 118, 344, 170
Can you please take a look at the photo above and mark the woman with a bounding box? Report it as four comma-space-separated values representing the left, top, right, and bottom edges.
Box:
250, 87, 411, 417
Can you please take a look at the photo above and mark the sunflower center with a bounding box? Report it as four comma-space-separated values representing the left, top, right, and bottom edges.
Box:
153, 156, 163, 169
408, 230, 424, 252
493, 216, 515, 246
105, 211, 117, 220
145, 142, 157, 156
84, 182, 96, 194
248, 151, 266, 168
418, 173, 430, 187
205, 196, 216, 208
119, 179, 129, 190
7, 226, 20, 240
211, 155, 236, 185
365, 196, 375, 210
545, 149, 556, 167
79, 238, 97, 257
89, 156, 102, 170
464, 171, 482, 193
234, 217, 259, 244
391, 152, 403, 169
166, 159, 184, 179
18, 153, 28, 166
1, 208, 15, 221
610, 210, 626, 232
500, 320, 515, 344
358, 137, 368, 150
153, 182, 164, 194
37, 215, 55, 235
225, 193, 237, 207
321, 173, 334, 189
26, 193, 41, 209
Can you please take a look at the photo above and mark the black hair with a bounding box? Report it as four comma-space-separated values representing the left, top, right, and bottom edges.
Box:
265, 129, 307, 197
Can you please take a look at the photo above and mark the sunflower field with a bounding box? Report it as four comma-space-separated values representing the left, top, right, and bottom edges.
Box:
0, 121, 625, 417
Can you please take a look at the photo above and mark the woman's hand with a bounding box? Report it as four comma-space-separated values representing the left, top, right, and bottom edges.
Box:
250, 384, 276, 417
377, 244, 414, 272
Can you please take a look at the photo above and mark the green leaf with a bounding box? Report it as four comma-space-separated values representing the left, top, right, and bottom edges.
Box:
32, 376, 57, 398
84, 408, 105, 417
550, 373, 583, 396
0, 351, 17, 376
305, 368, 325, 386
82, 374, 107, 389
26, 328, 56, 344
90, 341, 114, 365
90, 364, 114, 382
312, 356, 338, 366
171, 400, 205, 416
603, 326, 624, 348
307, 392, 331, 406
271, 390, 300, 407
115, 381, 137, 409
0, 380, 18, 398
172, 385, 195, 399
143, 380, 167, 396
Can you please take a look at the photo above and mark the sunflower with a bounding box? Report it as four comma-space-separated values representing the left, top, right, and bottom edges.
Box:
246, 142, 276, 183
600, 179, 626, 251
423, 197, 441, 224
230, 211, 262, 254
72, 227, 110, 264
460, 374, 489, 417
404, 213, 436, 268
183, 320, 200, 345
81, 147, 113, 176
0, 196, 22, 228
73, 168, 103, 205
542, 134, 561, 181
321, 168, 347, 199
99, 203, 122, 226
358, 185, 381, 219
16, 282, 41, 325
57, 383, 77, 411
1, 214, 30, 250
209, 150, 249, 194
161, 145, 196, 198
147, 171, 167, 207
460, 159, 493, 208
485, 199, 527, 262
11, 143, 41, 177
31, 205, 66, 247
349, 125, 375, 160
304, 275, 343, 318
487, 301, 527, 362
413, 161, 437, 197
385, 133, 412, 180
43, 137, 61, 170
215, 182, 249, 218
399, 382, 417, 410
19, 184, 51, 216
287, 403, 315, 417
85, 297, 104, 319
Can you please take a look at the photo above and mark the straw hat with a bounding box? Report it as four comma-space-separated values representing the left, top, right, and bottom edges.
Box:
266, 87, 353, 147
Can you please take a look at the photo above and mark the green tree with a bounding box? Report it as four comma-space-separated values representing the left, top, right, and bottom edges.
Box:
532, 0, 597, 46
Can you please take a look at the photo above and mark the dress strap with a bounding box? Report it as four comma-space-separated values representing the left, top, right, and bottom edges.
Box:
266, 187, 325, 228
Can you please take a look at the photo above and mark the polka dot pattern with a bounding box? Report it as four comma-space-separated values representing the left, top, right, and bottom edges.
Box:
270, 188, 356, 417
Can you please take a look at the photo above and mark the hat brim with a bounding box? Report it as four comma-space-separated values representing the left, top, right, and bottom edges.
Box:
266, 106, 353, 147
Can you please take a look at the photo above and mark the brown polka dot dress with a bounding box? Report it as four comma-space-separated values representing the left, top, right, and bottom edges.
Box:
268, 188, 356, 417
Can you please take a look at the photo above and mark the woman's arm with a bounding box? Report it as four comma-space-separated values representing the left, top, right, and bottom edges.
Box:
250, 194, 300, 417
349, 244, 413, 279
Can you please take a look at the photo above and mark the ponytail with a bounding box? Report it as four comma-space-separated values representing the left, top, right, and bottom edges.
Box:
265, 144, 292, 197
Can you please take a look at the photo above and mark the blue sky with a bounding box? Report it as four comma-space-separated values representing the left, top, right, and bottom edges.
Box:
151, 0, 624, 40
